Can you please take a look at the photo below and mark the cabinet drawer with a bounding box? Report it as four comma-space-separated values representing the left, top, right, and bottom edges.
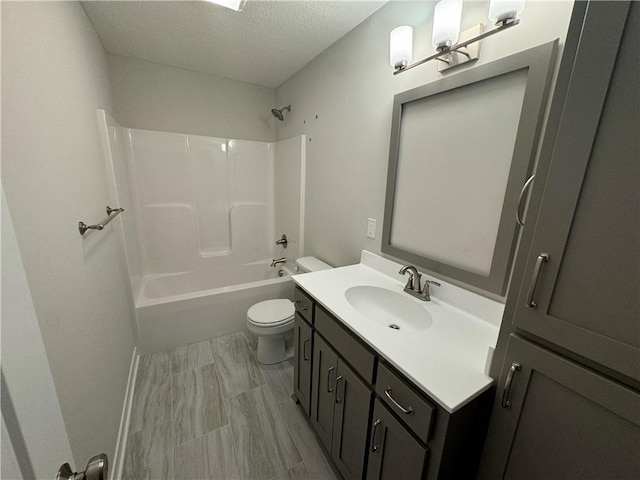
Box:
376, 362, 435, 443
294, 287, 314, 323
315, 306, 376, 384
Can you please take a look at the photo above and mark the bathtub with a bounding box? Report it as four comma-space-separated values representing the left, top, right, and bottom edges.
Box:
135, 262, 295, 354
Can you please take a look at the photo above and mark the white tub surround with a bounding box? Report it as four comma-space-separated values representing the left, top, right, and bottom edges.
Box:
98, 112, 307, 351
292, 250, 503, 413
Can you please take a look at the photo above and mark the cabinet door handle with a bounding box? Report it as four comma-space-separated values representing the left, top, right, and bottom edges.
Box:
327, 366, 336, 393
501, 362, 521, 409
295, 300, 308, 312
384, 388, 413, 415
303, 338, 310, 361
525, 253, 549, 309
516, 174, 536, 226
335, 375, 344, 404
370, 419, 382, 453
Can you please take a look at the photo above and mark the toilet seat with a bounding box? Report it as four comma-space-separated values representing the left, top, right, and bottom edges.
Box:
247, 299, 294, 327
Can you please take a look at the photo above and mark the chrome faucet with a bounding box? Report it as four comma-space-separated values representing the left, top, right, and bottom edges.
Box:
399, 265, 441, 301
271, 257, 286, 267
399, 265, 421, 292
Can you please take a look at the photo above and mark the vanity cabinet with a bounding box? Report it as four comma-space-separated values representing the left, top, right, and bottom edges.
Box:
294, 286, 491, 480
480, 2, 640, 478
330, 357, 373, 480
311, 306, 374, 480
310, 334, 338, 451
294, 288, 316, 415
293, 313, 313, 415
366, 399, 428, 480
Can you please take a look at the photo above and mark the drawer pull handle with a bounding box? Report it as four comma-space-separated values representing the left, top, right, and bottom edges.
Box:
516, 174, 535, 226
335, 375, 344, 404
384, 387, 413, 415
501, 362, 521, 409
303, 338, 310, 361
525, 253, 549, 309
295, 300, 309, 312
327, 366, 336, 393
371, 419, 382, 452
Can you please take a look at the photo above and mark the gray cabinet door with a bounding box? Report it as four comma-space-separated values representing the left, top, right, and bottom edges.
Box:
479, 334, 640, 480
310, 334, 339, 451
366, 399, 427, 480
293, 313, 313, 415
331, 358, 373, 480
510, 1, 639, 382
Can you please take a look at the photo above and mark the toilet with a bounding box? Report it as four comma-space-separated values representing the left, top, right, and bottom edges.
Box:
247, 256, 332, 364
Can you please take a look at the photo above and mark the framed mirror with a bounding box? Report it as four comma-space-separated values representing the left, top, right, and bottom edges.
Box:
382, 40, 558, 295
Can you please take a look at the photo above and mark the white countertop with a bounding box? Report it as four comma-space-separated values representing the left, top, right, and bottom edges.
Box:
292, 251, 503, 413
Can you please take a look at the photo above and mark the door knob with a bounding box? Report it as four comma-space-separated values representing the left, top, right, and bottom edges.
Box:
57, 453, 108, 480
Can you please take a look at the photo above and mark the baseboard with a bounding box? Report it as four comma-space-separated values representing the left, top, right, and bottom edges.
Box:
110, 347, 139, 480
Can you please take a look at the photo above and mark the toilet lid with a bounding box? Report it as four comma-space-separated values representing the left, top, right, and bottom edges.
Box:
247, 299, 295, 326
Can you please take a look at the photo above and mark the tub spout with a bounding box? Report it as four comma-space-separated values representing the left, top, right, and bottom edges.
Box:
271, 257, 286, 267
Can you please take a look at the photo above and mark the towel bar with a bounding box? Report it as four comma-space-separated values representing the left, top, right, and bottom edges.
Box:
79, 206, 124, 235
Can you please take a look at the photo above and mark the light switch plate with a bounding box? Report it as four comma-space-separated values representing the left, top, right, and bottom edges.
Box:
367, 218, 377, 239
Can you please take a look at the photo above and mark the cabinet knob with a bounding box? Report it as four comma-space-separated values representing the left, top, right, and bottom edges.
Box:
370, 419, 382, 452
384, 387, 413, 415
335, 375, 344, 403
501, 362, 521, 409
516, 174, 536, 226
525, 253, 549, 309
327, 366, 336, 393
302, 338, 310, 361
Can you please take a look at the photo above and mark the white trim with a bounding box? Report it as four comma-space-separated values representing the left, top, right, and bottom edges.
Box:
299, 134, 306, 256
110, 347, 139, 480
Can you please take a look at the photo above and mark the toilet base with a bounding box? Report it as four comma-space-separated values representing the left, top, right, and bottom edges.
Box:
256, 331, 293, 364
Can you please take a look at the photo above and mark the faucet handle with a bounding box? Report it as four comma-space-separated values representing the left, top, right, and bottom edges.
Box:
421, 279, 441, 301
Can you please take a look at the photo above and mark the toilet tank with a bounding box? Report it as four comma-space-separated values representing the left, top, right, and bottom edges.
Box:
295, 256, 332, 273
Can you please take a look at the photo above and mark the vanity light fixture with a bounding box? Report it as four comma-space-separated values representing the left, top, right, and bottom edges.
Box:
390, 0, 525, 74
204, 0, 246, 12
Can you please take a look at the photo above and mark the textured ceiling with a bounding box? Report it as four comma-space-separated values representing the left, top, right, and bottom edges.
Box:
82, 1, 388, 88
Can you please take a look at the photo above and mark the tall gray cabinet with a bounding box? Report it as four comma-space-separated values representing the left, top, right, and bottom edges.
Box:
478, 2, 640, 478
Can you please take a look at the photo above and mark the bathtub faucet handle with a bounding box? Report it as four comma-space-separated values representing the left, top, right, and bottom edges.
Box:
275, 234, 288, 248
271, 257, 286, 267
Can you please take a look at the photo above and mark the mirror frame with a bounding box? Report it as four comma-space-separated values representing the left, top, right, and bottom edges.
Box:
382, 40, 558, 295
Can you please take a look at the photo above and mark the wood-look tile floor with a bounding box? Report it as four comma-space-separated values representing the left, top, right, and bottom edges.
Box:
123, 332, 338, 480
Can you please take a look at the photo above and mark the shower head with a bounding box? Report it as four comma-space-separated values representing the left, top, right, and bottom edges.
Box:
271, 105, 291, 121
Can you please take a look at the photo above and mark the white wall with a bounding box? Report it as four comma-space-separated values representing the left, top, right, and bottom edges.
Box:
275, 1, 574, 268
108, 54, 277, 142
1, 1, 135, 467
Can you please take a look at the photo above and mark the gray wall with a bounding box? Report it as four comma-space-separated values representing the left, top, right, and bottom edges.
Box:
275, 1, 574, 268
1, 1, 135, 467
108, 54, 277, 141
1, 190, 75, 478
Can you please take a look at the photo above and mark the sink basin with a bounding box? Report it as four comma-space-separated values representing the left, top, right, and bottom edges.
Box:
344, 285, 433, 332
